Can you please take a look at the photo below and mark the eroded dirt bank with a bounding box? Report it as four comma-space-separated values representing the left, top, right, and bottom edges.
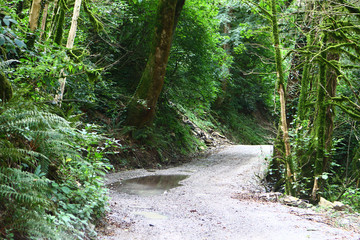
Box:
99, 145, 360, 240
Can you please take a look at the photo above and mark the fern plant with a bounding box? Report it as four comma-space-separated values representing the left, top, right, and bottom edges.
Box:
0, 106, 108, 239
0, 167, 68, 239
0, 108, 79, 174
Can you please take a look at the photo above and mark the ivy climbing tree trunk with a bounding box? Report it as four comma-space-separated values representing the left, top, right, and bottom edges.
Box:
124, 0, 185, 127
53, 0, 82, 105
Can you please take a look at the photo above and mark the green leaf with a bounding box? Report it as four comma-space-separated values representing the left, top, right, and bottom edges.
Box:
0, 35, 5, 46
3, 18, 10, 27
4, 36, 13, 46
321, 174, 328, 180
14, 38, 26, 48
9, 19, 18, 25
61, 186, 71, 194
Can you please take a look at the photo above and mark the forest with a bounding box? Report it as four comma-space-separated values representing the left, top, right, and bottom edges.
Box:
0, 0, 359, 239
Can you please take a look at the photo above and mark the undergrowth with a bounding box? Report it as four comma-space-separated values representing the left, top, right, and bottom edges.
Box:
0, 103, 111, 239
215, 109, 273, 144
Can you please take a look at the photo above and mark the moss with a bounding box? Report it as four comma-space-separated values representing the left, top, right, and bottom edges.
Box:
125, 0, 180, 127
0, 46, 6, 59
312, 43, 328, 200
54, 1, 66, 45
83, 0, 104, 32
66, 48, 88, 63
85, 67, 103, 84
0, 72, 13, 102
297, 63, 310, 120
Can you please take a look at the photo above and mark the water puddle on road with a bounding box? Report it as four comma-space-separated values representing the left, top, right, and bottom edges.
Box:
108, 174, 189, 196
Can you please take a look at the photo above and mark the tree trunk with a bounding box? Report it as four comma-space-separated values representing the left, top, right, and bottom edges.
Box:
54, 1, 66, 45
312, 46, 327, 201
324, 43, 339, 170
53, 0, 82, 105
40, 2, 49, 40
285, 35, 306, 126
311, 1, 339, 202
0, 72, 13, 103
66, 0, 82, 49
124, 0, 185, 127
29, 0, 41, 31
270, 0, 295, 195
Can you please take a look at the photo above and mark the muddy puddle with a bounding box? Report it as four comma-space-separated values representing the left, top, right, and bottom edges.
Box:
108, 174, 189, 196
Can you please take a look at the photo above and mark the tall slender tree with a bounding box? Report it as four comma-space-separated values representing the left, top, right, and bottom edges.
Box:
245, 0, 295, 194
53, 0, 82, 105
270, 0, 295, 195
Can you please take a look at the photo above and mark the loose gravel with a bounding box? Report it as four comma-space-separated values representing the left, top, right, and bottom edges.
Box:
98, 145, 360, 240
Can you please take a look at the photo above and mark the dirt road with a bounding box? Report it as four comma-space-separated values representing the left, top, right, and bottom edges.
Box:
99, 145, 360, 240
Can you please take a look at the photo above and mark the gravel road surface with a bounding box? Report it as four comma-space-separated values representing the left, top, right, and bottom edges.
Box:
99, 145, 360, 240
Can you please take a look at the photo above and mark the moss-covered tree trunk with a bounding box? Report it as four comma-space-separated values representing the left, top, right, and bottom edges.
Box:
312, 47, 327, 201
297, 0, 315, 121
0, 72, 13, 103
53, 0, 66, 46
312, 41, 339, 201
311, 0, 339, 201
324, 45, 339, 169
124, 0, 185, 127
285, 32, 306, 127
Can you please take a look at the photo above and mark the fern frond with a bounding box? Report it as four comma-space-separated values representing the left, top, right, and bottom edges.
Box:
0, 59, 20, 70
0, 110, 71, 132
0, 146, 50, 167
0, 168, 50, 206
0, 109, 79, 170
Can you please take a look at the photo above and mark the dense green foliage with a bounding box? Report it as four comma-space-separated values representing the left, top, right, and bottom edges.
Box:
0, 0, 275, 238
2, 0, 359, 238
254, 0, 360, 204
0, 105, 110, 239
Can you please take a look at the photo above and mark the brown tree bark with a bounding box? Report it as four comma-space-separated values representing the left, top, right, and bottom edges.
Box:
40, 2, 49, 39
124, 0, 185, 127
29, 0, 41, 31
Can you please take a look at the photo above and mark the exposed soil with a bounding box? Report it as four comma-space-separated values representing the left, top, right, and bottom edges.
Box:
98, 145, 360, 240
